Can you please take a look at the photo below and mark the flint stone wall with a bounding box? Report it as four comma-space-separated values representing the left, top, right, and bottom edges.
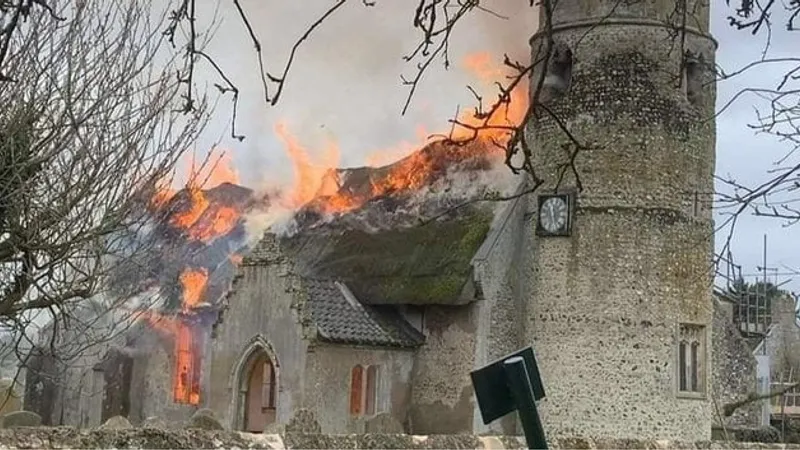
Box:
523, 0, 718, 441
0, 429, 798, 449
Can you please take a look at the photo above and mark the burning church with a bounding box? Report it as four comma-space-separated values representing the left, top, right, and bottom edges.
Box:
22, 0, 742, 443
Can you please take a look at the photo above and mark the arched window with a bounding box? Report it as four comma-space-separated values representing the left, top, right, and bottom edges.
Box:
349, 365, 364, 416
238, 346, 278, 433
365, 365, 378, 415
349, 365, 380, 417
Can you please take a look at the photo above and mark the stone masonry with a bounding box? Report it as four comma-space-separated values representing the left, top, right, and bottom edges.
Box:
525, 0, 717, 440
0, 428, 798, 450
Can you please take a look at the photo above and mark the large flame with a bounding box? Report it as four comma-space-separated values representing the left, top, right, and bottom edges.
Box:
453, 51, 529, 142
186, 204, 240, 242
274, 122, 344, 209
179, 268, 209, 311
169, 185, 210, 230
274, 52, 528, 216
165, 159, 245, 243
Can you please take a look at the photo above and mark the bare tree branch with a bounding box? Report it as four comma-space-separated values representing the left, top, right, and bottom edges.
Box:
0, 0, 210, 368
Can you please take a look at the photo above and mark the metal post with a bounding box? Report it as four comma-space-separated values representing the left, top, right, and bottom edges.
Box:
503, 356, 548, 450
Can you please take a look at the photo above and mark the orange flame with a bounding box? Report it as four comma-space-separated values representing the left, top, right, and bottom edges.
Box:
173, 323, 201, 405
462, 52, 506, 83
274, 52, 527, 216
179, 268, 208, 311
274, 122, 342, 209
203, 151, 240, 188
159, 181, 243, 243
169, 185, 209, 230
452, 51, 528, 143
185, 205, 240, 242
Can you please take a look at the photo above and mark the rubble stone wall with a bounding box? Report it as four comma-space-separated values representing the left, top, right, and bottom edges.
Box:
0, 428, 800, 449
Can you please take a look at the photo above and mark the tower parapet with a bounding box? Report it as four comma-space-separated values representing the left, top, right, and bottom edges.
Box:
525, 0, 717, 441
546, 0, 710, 32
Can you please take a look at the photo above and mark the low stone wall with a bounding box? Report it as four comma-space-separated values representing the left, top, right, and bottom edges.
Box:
1, 429, 800, 449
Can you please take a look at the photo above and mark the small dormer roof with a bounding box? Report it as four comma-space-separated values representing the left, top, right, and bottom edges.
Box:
303, 278, 425, 348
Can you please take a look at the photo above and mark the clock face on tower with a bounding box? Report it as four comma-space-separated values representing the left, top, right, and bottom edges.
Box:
536, 193, 573, 236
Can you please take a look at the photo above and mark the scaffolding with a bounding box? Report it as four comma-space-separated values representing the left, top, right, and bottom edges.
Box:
772, 368, 800, 414
718, 235, 780, 338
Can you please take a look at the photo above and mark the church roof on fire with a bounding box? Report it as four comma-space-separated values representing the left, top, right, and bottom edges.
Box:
241, 137, 509, 307
303, 278, 425, 348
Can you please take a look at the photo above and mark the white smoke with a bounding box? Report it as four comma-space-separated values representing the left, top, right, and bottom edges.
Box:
188, 0, 537, 241
242, 204, 297, 246
191, 1, 537, 173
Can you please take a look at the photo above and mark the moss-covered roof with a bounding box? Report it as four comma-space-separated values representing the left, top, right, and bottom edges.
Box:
279, 206, 493, 305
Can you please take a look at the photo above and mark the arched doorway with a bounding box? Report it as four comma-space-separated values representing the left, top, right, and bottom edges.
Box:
237, 347, 277, 432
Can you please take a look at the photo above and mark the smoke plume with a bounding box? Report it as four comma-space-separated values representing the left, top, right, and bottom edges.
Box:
191, 0, 538, 184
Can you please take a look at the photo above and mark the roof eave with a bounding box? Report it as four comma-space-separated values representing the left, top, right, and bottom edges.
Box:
314, 337, 424, 350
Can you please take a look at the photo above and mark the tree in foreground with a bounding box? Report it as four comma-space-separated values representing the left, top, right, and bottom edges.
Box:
0, 0, 207, 368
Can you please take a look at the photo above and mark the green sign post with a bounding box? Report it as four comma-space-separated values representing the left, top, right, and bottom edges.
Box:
470, 346, 548, 450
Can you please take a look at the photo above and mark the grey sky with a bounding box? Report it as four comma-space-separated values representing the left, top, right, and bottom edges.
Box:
191, 1, 535, 187
188, 2, 798, 293
711, 4, 800, 293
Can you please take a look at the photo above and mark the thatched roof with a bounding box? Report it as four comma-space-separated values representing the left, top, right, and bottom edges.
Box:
279, 205, 493, 306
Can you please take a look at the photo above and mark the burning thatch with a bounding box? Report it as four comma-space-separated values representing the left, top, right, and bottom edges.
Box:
114, 135, 516, 315
273, 137, 513, 305
294, 138, 504, 228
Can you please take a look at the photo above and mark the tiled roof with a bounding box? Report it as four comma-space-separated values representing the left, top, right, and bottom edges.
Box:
304, 278, 425, 348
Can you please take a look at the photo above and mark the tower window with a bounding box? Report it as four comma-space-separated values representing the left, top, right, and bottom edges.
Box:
677, 323, 706, 397
683, 53, 703, 105
541, 42, 573, 102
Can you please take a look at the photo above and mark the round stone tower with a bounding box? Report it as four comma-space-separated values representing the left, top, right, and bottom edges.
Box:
525, 0, 717, 441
